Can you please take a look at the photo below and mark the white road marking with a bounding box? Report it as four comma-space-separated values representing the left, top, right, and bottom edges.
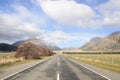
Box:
57, 55, 60, 80
70, 59, 111, 80
57, 73, 60, 80
57, 62, 60, 66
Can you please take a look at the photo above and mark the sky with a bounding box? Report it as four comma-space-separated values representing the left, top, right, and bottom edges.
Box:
0, 0, 120, 48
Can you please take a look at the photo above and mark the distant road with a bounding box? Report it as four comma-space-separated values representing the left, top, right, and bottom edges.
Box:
1, 54, 111, 80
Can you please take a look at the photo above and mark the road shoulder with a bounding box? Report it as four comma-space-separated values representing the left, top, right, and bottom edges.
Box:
0, 59, 47, 79
67, 57, 120, 80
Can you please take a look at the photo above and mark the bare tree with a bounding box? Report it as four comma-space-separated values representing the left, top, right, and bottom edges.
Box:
15, 42, 55, 59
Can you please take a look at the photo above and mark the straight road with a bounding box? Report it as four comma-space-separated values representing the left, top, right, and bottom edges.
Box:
1, 54, 110, 80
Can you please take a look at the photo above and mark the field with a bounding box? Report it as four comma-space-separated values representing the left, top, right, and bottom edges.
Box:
0, 52, 33, 69
0, 52, 24, 64
65, 53, 120, 73
0, 52, 52, 69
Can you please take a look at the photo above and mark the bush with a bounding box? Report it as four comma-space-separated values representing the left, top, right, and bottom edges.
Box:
15, 42, 55, 59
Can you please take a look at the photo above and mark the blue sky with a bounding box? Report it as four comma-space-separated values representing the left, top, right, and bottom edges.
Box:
0, 0, 120, 48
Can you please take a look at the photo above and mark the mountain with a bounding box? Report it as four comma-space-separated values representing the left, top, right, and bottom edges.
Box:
106, 31, 120, 44
0, 43, 17, 52
80, 31, 120, 51
26, 38, 46, 46
63, 46, 80, 50
12, 41, 25, 47
12, 38, 46, 47
12, 38, 61, 50
46, 43, 61, 50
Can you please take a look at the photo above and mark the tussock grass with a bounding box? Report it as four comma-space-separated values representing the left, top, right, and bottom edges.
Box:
0, 52, 15, 58
0, 52, 52, 69
65, 54, 120, 73
0, 52, 36, 69
0, 59, 35, 69
0, 52, 24, 64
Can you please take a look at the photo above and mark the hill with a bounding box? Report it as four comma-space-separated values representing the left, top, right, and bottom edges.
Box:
12, 38, 61, 50
0, 43, 17, 52
80, 31, 120, 51
63, 46, 80, 50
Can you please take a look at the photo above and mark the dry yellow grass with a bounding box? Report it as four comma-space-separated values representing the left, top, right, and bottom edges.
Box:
0, 52, 52, 69
0, 52, 25, 64
65, 53, 120, 73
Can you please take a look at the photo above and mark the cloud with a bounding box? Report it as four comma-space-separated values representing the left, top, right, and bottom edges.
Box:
97, 0, 120, 27
0, 3, 89, 46
35, 0, 120, 28
40, 30, 104, 46
0, 2, 95, 46
0, 4, 45, 43
36, 0, 96, 27
1, 0, 119, 48
41, 30, 78, 44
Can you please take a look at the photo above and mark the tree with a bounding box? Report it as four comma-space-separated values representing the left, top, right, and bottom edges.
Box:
15, 42, 55, 59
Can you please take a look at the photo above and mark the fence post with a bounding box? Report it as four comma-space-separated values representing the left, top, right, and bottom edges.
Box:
112, 55, 114, 64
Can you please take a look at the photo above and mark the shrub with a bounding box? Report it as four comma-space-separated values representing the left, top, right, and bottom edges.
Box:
15, 42, 55, 59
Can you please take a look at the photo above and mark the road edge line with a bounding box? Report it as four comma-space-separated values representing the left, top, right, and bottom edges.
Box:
68, 58, 111, 80
1, 59, 48, 80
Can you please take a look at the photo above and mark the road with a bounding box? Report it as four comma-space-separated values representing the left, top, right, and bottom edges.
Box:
2, 54, 110, 80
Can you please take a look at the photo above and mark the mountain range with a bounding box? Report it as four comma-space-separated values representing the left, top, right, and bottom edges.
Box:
80, 31, 120, 51
63, 46, 80, 50
1, 31, 120, 52
0, 38, 61, 52
13, 38, 61, 51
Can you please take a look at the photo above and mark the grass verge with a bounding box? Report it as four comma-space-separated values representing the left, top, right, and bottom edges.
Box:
65, 54, 120, 73
0, 53, 49, 70
0, 59, 36, 70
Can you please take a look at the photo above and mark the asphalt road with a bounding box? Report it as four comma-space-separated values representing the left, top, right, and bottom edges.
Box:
2, 54, 110, 80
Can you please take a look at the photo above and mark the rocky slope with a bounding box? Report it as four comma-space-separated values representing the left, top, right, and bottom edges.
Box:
80, 31, 120, 51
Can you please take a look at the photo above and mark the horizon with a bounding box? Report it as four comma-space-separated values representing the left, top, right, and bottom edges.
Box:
0, 0, 120, 48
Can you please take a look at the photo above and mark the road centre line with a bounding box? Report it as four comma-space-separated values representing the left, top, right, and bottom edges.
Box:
57, 72, 60, 80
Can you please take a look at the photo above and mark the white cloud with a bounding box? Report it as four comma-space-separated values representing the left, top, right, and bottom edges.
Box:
97, 0, 120, 27
39, 30, 104, 46
37, 0, 96, 27
0, 4, 45, 43
1, 0, 120, 47
35, 0, 120, 28
0, 2, 94, 46
0, 3, 89, 46
41, 30, 78, 44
